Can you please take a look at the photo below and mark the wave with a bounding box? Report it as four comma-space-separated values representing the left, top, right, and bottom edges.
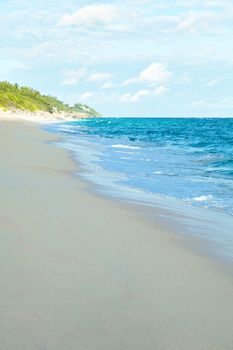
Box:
111, 144, 141, 150
153, 171, 175, 176
45, 118, 233, 217
192, 195, 213, 203
153, 171, 163, 175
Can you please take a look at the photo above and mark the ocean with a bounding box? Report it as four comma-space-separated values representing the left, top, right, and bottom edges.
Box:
45, 118, 233, 260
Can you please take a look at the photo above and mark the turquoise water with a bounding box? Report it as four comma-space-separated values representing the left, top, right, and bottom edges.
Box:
47, 118, 233, 214
46, 118, 233, 260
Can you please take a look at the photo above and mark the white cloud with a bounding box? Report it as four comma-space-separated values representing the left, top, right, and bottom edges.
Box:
123, 63, 172, 86
139, 63, 172, 83
174, 12, 220, 33
120, 84, 169, 102
192, 98, 233, 108
61, 69, 113, 86
88, 72, 113, 82
101, 82, 115, 89
80, 91, 93, 100
59, 4, 120, 28
154, 85, 169, 95
204, 78, 219, 87
122, 77, 137, 86
61, 68, 87, 86
120, 89, 150, 102
175, 13, 200, 32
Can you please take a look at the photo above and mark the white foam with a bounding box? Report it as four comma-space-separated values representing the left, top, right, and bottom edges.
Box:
153, 171, 174, 176
112, 144, 140, 150
193, 195, 213, 202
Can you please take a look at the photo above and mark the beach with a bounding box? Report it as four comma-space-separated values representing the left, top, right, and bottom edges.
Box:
0, 109, 88, 124
0, 117, 233, 350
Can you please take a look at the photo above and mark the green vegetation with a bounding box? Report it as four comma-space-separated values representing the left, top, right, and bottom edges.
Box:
0, 81, 100, 117
72, 103, 102, 118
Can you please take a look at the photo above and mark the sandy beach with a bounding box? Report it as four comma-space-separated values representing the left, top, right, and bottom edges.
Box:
0, 109, 86, 124
0, 117, 233, 350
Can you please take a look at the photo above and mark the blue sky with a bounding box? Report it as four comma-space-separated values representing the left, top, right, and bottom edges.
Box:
0, 0, 233, 117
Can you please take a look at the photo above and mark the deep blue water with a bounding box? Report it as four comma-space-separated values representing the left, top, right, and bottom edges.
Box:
45, 118, 233, 260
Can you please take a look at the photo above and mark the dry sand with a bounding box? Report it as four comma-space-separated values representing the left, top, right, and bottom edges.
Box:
0, 118, 233, 350
0, 109, 85, 123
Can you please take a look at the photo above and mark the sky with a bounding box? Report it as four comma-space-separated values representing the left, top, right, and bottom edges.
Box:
0, 0, 233, 117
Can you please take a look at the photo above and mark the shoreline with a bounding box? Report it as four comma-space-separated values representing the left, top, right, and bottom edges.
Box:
47, 119, 233, 264
0, 108, 90, 124
0, 117, 233, 349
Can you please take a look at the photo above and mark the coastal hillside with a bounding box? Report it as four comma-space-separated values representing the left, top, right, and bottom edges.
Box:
0, 81, 100, 118
71, 103, 101, 118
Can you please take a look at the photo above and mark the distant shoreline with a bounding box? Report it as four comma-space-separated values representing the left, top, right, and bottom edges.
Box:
0, 108, 89, 123
0, 81, 101, 120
